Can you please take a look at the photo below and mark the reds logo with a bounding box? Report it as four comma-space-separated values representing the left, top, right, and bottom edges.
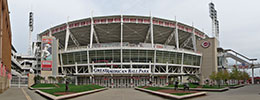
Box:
201, 41, 210, 48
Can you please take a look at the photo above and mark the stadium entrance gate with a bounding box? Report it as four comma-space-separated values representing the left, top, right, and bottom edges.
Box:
77, 76, 168, 88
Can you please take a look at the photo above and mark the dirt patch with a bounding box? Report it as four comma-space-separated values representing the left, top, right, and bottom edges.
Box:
143, 86, 150, 88
54, 84, 60, 88
157, 89, 198, 94
53, 92, 75, 95
196, 86, 203, 88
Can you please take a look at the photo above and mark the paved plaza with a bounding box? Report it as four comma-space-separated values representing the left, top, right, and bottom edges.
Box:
190, 85, 260, 100
0, 85, 259, 100
69, 88, 167, 100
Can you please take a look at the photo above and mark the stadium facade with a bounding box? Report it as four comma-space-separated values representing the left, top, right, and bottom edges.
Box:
0, 0, 12, 93
36, 15, 220, 88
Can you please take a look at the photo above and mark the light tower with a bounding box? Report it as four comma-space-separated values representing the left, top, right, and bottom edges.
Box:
209, 2, 220, 45
28, 12, 33, 55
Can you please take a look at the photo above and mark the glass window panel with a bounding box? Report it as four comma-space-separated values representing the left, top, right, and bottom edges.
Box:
74, 52, 81, 64
177, 53, 182, 64
62, 53, 68, 65
113, 50, 120, 63
81, 51, 87, 63
147, 50, 154, 63
131, 50, 138, 62
89, 51, 96, 63
104, 50, 113, 63
123, 49, 130, 62
139, 50, 146, 63
156, 51, 163, 63
67, 53, 74, 64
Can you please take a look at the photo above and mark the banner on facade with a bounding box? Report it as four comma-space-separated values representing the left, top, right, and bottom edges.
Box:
0, 63, 2, 76
41, 36, 53, 71
8, 73, 12, 80
93, 68, 150, 74
3, 65, 6, 77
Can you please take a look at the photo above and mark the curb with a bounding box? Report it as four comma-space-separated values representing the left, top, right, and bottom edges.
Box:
166, 87, 229, 92
36, 88, 108, 100
28, 87, 55, 90
135, 87, 207, 99
229, 84, 245, 89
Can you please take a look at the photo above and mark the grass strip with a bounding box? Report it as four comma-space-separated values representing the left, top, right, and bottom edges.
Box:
31, 84, 56, 88
40, 84, 104, 96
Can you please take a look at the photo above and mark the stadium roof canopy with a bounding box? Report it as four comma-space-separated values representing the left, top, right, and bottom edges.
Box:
39, 15, 208, 50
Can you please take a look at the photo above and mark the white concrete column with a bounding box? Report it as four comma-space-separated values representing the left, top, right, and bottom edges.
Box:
149, 61, 152, 86
192, 23, 197, 52
166, 62, 169, 86
92, 61, 95, 84
92, 61, 94, 73
150, 14, 154, 47
149, 61, 152, 73
111, 75, 114, 88
180, 76, 183, 84
59, 51, 64, 74
130, 60, 133, 87
153, 50, 156, 73
153, 49, 156, 86
92, 76, 95, 84
175, 17, 179, 50
166, 62, 169, 74
87, 47, 91, 73
252, 67, 254, 84
90, 13, 94, 48
120, 14, 123, 47
89, 76, 92, 84
181, 51, 184, 83
120, 14, 123, 69
65, 22, 70, 51
166, 75, 169, 86
75, 62, 78, 74
75, 76, 78, 85
111, 61, 113, 68
18, 76, 20, 88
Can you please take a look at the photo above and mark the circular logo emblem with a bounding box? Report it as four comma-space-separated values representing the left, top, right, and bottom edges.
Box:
201, 41, 210, 48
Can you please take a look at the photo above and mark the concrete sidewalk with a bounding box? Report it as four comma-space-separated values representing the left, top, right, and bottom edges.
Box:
69, 88, 169, 100
0, 87, 46, 100
1, 85, 260, 100
190, 85, 260, 100
0, 87, 27, 100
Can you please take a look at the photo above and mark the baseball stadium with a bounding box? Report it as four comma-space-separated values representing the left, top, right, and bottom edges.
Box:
37, 15, 209, 88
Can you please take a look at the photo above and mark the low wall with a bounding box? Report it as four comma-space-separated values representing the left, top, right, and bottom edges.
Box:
28, 74, 35, 87
36, 88, 108, 100
0, 76, 10, 93
135, 87, 207, 99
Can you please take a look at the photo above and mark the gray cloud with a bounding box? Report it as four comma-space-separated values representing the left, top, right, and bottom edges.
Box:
8, 0, 260, 64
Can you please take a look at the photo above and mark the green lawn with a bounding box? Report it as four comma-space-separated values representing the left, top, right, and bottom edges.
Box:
138, 86, 145, 88
171, 93, 192, 96
38, 84, 104, 96
31, 84, 57, 88
202, 85, 226, 89
167, 83, 232, 89
223, 84, 238, 87
144, 87, 167, 91
167, 83, 199, 88
140, 86, 194, 96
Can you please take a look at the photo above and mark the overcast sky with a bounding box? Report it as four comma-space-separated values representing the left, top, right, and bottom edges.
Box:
7, 0, 260, 75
